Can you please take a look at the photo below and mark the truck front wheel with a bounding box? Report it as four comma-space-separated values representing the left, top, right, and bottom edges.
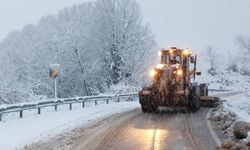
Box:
141, 105, 158, 113
188, 86, 201, 112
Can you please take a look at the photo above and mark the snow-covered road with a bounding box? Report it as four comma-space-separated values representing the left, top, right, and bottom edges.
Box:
0, 101, 139, 150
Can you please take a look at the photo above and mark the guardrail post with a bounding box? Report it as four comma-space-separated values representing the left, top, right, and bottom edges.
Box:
55, 105, 58, 112
95, 100, 97, 105
38, 107, 41, 114
20, 110, 23, 118
82, 102, 85, 108
0, 113, 2, 121
106, 99, 109, 104
69, 103, 72, 110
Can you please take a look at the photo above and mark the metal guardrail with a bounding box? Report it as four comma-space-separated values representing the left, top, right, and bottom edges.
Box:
0, 89, 230, 121
0, 93, 138, 121
208, 89, 232, 92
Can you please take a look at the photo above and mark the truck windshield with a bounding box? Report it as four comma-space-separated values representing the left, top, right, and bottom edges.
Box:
161, 54, 181, 64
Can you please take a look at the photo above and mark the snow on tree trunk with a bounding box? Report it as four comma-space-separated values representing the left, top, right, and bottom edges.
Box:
110, 44, 122, 85
206, 46, 218, 76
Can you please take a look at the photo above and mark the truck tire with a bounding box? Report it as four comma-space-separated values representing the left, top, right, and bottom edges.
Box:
141, 105, 158, 113
188, 86, 201, 112
141, 105, 149, 113
199, 84, 208, 96
139, 87, 158, 113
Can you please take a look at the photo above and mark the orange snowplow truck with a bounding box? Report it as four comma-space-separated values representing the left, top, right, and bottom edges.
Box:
139, 47, 219, 113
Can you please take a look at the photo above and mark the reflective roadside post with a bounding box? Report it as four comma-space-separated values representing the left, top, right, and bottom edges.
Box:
49, 64, 60, 99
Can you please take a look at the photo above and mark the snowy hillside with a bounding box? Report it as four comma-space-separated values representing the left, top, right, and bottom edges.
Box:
223, 92, 250, 122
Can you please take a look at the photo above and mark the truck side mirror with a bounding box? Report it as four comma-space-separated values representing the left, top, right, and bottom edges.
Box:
190, 56, 195, 63
196, 72, 201, 75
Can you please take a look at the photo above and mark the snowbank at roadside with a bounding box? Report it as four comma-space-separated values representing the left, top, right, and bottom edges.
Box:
212, 91, 250, 149
0, 101, 139, 150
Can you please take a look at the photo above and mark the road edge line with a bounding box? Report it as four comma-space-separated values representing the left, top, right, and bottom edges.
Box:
206, 108, 221, 149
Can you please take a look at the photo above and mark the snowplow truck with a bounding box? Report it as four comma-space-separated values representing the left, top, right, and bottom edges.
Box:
139, 47, 219, 113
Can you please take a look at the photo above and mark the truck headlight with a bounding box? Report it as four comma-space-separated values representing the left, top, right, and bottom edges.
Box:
182, 49, 189, 56
156, 64, 165, 69
169, 49, 174, 54
158, 51, 162, 56
177, 69, 183, 76
150, 69, 157, 77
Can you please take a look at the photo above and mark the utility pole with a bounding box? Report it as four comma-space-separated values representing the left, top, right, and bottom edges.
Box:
55, 78, 57, 99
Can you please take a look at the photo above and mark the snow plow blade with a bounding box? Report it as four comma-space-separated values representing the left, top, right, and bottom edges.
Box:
200, 96, 220, 107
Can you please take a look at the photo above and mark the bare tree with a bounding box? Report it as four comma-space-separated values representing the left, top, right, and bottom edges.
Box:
235, 35, 250, 76
206, 46, 218, 76
236, 36, 250, 53
93, 0, 155, 86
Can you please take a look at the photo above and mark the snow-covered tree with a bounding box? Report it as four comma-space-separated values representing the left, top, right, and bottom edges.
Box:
0, 0, 156, 104
234, 35, 250, 76
236, 36, 250, 53
206, 46, 218, 76
93, 0, 155, 86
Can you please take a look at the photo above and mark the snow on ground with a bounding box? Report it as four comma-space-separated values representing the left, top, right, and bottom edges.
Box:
0, 101, 139, 150
195, 68, 250, 93
222, 91, 250, 122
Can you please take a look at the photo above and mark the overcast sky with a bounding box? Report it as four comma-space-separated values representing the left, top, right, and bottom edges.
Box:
0, 0, 91, 41
1, 0, 250, 51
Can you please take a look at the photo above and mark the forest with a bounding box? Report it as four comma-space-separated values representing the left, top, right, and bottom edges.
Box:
0, 0, 156, 104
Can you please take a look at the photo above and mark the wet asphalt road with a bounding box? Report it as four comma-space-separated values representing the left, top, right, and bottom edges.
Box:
73, 108, 218, 150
